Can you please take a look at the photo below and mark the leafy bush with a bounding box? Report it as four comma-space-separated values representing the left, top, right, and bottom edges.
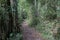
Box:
45, 13, 57, 21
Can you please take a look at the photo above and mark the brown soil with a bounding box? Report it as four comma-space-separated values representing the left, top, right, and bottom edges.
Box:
21, 20, 46, 40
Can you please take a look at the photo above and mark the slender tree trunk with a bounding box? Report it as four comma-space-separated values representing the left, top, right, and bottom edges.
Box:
34, 0, 39, 17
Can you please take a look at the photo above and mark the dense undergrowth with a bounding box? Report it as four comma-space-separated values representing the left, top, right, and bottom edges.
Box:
18, 0, 60, 40
0, 0, 60, 40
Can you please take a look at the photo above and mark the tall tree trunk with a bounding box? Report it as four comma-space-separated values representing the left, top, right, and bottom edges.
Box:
10, 0, 20, 32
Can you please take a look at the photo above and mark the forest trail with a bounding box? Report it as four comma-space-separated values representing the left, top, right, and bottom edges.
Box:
21, 20, 45, 40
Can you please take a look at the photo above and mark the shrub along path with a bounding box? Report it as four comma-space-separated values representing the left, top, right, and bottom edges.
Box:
20, 20, 46, 40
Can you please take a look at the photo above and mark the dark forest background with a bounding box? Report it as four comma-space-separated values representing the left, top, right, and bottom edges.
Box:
0, 0, 60, 40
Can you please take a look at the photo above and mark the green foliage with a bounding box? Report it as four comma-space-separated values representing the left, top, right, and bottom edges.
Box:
18, 0, 59, 40
9, 33, 22, 40
0, 0, 60, 40
26, 0, 34, 4
45, 13, 57, 21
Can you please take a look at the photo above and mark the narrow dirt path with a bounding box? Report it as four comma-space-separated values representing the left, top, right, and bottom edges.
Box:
21, 20, 45, 40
